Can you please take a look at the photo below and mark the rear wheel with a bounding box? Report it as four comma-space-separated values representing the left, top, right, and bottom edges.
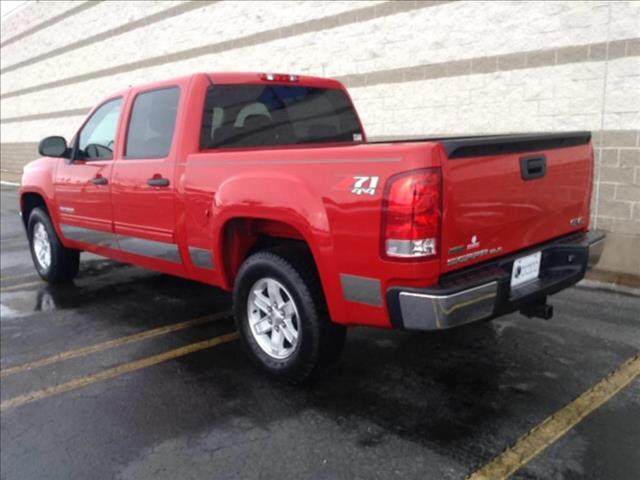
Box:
247, 277, 301, 360
28, 207, 80, 283
233, 247, 346, 383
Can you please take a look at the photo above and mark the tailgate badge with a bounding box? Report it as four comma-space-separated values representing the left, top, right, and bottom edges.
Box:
467, 235, 480, 250
449, 235, 480, 255
570, 216, 585, 226
448, 245, 465, 254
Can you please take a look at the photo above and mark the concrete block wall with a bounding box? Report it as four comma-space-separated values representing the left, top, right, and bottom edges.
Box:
1, 0, 638, 276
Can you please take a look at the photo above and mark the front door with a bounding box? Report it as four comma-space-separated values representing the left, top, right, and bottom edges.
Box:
110, 85, 182, 267
54, 97, 124, 250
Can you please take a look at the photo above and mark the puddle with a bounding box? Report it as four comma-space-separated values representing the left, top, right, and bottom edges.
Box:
0, 302, 31, 319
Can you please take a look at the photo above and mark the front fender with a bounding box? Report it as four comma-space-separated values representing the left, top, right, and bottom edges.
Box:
19, 157, 58, 230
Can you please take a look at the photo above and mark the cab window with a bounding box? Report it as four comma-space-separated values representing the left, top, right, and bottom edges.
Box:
77, 97, 123, 160
125, 87, 180, 159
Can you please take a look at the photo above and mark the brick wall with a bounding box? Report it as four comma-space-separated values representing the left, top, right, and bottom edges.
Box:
594, 131, 640, 234
0, 142, 38, 183
1, 0, 638, 275
590, 130, 640, 276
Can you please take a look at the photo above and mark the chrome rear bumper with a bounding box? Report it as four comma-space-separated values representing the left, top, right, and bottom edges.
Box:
387, 230, 605, 331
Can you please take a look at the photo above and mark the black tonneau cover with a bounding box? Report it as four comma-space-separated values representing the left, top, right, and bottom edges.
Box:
369, 131, 591, 159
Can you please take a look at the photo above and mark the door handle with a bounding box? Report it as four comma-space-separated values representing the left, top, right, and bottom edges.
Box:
147, 176, 170, 187
91, 176, 108, 185
520, 155, 547, 180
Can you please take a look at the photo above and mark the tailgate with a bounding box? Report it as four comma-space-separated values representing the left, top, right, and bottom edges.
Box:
439, 132, 593, 273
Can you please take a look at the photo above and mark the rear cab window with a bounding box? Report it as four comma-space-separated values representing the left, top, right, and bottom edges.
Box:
200, 84, 363, 149
125, 87, 180, 158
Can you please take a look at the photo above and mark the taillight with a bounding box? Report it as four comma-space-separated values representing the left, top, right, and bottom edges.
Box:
382, 168, 442, 259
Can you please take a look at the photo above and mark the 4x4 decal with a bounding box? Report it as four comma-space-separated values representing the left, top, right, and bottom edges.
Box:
351, 176, 380, 196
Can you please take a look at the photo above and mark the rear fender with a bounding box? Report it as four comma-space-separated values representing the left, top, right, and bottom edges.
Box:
211, 172, 337, 301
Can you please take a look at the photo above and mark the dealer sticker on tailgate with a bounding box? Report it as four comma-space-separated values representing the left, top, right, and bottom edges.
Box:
510, 251, 542, 288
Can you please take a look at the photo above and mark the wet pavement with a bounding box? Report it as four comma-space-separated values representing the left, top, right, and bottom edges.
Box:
1, 184, 639, 480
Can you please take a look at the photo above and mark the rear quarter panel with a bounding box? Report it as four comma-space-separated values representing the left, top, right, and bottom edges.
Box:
178, 141, 443, 328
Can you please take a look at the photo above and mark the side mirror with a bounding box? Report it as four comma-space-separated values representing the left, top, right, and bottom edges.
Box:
38, 136, 69, 158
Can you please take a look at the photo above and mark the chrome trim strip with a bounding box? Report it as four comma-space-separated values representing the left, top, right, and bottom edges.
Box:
399, 281, 498, 330
340, 274, 382, 307
60, 223, 181, 263
188, 246, 214, 269
60, 224, 118, 248
117, 235, 181, 263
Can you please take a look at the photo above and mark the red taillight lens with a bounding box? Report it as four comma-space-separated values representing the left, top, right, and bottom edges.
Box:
382, 168, 442, 258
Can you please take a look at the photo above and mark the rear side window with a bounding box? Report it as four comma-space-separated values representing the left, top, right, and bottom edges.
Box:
200, 84, 362, 149
126, 87, 180, 158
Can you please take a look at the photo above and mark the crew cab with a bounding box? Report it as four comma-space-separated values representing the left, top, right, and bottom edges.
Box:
20, 72, 604, 382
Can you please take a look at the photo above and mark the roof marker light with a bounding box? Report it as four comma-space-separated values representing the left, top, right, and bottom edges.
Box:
260, 73, 300, 82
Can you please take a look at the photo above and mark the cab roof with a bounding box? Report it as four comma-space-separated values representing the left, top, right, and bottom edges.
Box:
95, 72, 348, 116
114, 72, 345, 97
206, 72, 345, 89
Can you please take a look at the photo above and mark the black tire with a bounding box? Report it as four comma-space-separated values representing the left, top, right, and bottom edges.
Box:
27, 207, 80, 284
233, 246, 346, 384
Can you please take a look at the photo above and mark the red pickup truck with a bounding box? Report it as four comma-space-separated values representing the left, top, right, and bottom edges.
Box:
20, 72, 604, 382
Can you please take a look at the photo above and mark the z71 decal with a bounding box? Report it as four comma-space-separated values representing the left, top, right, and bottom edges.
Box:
351, 176, 380, 196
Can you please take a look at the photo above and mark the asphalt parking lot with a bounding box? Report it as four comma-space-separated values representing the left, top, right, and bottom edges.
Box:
1, 184, 639, 480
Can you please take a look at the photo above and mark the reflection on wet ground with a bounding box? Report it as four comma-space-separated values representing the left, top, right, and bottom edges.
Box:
2, 259, 214, 314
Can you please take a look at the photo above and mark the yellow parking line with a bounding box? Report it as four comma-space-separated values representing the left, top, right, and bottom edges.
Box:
0, 331, 239, 412
0, 280, 44, 293
467, 354, 640, 480
0, 311, 232, 378
0, 272, 37, 282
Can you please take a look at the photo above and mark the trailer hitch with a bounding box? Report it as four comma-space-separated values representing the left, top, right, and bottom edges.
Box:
520, 298, 554, 320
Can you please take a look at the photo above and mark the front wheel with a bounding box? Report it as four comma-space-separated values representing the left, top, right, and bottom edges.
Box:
233, 248, 346, 383
27, 207, 80, 283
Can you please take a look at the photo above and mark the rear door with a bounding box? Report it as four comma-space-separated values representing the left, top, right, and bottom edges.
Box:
110, 83, 182, 268
54, 96, 124, 249
439, 136, 593, 273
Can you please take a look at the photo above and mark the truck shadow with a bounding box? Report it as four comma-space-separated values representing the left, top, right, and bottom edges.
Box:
308, 325, 510, 451
171, 320, 521, 461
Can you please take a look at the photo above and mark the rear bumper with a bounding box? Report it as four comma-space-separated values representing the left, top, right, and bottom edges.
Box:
387, 230, 605, 331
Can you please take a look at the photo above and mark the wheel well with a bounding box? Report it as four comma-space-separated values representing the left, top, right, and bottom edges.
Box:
20, 192, 48, 229
221, 217, 315, 288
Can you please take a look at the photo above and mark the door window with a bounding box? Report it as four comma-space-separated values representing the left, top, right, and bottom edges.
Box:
125, 87, 180, 159
77, 97, 123, 160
